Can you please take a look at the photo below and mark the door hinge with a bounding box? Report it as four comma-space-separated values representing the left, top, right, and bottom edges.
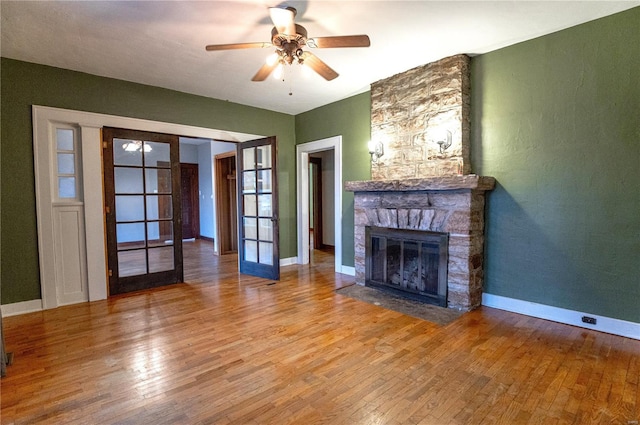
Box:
108, 269, 113, 277
103, 141, 108, 149
105, 206, 110, 214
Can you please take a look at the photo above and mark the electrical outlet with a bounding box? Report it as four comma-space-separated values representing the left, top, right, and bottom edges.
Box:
582, 316, 597, 325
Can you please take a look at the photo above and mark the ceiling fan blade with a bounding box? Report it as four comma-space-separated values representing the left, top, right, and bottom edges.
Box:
206, 42, 271, 51
251, 62, 279, 82
301, 52, 338, 81
269, 6, 296, 36
307, 35, 370, 48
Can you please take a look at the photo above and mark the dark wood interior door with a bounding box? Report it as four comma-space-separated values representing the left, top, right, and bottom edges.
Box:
103, 127, 183, 295
310, 156, 323, 249
180, 163, 199, 240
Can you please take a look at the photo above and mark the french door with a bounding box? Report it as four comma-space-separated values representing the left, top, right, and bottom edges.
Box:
237, 137, 280, 280
103, 127, 183, 295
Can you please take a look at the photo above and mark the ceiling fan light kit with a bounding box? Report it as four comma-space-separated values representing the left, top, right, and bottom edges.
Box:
205, 6, 370, 83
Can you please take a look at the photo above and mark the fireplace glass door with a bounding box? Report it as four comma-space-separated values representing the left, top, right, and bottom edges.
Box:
366, 227, 448, 307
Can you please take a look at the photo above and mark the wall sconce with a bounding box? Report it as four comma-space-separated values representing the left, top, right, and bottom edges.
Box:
434, 130, 452, 154
368, 140, 384, 164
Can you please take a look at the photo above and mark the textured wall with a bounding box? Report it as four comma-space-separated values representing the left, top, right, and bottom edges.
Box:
295, 93, 372, 267
472, 8, 640, 322
370, 54, 470, 180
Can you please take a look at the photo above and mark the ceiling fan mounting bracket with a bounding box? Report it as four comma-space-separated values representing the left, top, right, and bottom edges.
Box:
271, 25, 307, 47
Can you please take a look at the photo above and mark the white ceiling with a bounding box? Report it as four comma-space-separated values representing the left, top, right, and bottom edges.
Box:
2, 1, 638, 115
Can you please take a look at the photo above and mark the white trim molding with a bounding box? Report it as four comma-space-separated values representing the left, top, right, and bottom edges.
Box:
340, 266, 356, 276
296, 136, 343, 273
32, 105, 263, 309
279, 257, 298, 267
482, 293, 640, 340
1, 300, 44, 317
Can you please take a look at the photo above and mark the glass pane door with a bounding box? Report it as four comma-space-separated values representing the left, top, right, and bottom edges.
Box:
103, 128, 183, 295
238, 137, 279, 280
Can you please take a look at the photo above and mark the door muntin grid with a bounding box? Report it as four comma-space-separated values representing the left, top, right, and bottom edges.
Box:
113, 139, 174, 277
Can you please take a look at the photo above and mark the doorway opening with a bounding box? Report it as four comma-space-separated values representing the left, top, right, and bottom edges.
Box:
309, 156, 323, 250
104, 131, 280, 295
33, 106, 267, 308
296, 136, 344, 274
215, 151, 238, 255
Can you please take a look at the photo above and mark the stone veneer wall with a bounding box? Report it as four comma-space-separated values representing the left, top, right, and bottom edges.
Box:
346, 176, 495, 311
370, 54, 471, 180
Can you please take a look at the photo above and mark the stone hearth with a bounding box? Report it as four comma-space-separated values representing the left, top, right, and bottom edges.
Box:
345, 175, 495, 311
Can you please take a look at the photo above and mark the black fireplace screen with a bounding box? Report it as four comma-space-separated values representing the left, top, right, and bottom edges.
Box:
366, 227, 448, 307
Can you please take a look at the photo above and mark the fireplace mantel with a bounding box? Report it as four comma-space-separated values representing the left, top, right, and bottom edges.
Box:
345, 175, 496, 193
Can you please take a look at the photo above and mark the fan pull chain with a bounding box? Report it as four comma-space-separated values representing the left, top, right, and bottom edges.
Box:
288, 64, 294, 96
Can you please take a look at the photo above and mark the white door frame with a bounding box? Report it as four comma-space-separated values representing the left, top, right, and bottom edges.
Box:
296, 136, 343, 273
33, 105, 262, 309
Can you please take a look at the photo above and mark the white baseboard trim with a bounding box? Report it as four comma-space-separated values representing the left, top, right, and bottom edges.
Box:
340, 266, 356, 276
482, 293, 640, 340
280, 257, 298, 267
1, 299, 44, 317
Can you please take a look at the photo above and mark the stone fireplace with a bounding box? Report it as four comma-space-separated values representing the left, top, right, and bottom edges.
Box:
346, 176, 494, 311
346, 54, 495, 311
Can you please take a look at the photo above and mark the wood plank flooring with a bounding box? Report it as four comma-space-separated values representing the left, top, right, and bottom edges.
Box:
1, 240, 638, 424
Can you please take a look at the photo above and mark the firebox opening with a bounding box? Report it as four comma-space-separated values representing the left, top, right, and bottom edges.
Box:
365, 226, 448, 307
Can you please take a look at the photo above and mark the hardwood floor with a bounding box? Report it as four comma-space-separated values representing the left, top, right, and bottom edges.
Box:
1, 241, 638, 424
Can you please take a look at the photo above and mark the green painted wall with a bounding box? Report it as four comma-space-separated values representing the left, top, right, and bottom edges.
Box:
295, 92, 371, 267
471, 8, 640, 322
0, 58, 296, 304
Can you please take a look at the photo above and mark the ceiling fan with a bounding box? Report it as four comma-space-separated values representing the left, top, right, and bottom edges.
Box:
205, 6, 370, 82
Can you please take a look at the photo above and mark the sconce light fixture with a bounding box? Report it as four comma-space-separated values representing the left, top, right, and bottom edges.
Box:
368, 140, 384, 164
435, 130, 452, 154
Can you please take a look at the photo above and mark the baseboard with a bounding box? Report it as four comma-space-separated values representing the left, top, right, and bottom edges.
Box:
280, 257, 298, 267
482, 293, 640, 340
340, 266, 356, 276
1, 299, 44, 317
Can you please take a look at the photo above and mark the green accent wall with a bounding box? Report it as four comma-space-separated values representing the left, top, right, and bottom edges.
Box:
0, 58, 296, 304
295, 92, 371, 267
471, 8, 639, 322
